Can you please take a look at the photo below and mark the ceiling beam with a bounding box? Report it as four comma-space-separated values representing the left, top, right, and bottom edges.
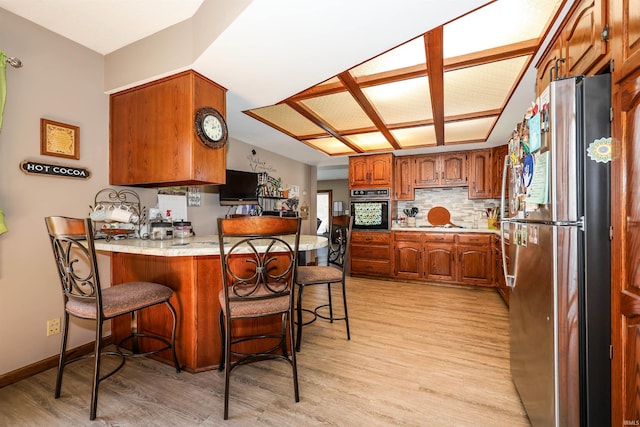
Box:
337, 71, 402, 150
289, 38, 539, 101
424, 27, 445, 146
284, 100, 364, 153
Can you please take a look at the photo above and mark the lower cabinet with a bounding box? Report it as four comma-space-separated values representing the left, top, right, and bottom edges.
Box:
389, 231, 497, 287
350, 231, 391, 277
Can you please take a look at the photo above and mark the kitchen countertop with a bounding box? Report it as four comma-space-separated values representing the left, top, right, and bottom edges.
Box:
392, 226, 501, 234
94, 234, 328, 257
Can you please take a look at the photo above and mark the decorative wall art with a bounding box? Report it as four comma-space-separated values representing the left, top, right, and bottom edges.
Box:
40, 118, 79, 159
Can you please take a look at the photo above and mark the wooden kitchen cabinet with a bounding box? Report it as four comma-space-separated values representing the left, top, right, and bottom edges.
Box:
110, 70, 227, 187
350, 231, 391, 277
457, 234, 493, 286
414, 153, 467, 188
394, 156, 414, 200
349, 153, 393, 188
393, 232, 422, 279
491, 145, 509, 199
468, 149, 493, 199
562, 0, 609, 78
536, 0, 609, 96
423, 233, 456, 282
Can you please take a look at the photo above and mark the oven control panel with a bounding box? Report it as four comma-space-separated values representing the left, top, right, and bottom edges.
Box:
350, 188, 390, 199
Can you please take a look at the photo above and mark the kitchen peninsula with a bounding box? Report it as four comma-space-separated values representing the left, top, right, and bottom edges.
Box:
94, 234, 327, 372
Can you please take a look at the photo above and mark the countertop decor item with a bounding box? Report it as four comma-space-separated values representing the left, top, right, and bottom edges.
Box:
427, 206, 457, 227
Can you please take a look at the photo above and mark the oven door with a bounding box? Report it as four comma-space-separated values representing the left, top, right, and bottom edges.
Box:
350, 200, 390, 231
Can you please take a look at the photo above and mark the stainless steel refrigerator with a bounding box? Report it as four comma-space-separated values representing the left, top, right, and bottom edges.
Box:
500, 74, 611, 426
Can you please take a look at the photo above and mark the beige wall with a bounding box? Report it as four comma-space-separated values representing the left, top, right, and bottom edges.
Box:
318, 179, 349, 214
0, 8, 313, 376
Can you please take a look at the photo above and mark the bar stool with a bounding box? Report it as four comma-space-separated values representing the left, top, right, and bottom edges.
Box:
44, 216, 180, 420
295, 215, 352, 351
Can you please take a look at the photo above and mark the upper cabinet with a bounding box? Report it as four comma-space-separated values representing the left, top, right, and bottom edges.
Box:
491, 145, 509, 199
394, 156, 414, 200
349, 153, 393, 188
110, 70, 227, 187
536, 0, 609, 96
468, 149, 492, 199
414, 153, 467, 188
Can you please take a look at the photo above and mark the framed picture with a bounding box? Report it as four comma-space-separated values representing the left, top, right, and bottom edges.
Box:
40, 118, 80, 160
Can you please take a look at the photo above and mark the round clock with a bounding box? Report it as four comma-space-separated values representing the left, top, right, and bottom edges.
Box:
194, 107, 228, 149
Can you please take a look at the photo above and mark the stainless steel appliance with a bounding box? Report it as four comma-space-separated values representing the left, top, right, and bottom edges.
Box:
349, 188, 390, 231
500, 74, 611, 426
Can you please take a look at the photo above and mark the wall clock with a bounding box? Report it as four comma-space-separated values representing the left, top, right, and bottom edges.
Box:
194, 107, 228, 149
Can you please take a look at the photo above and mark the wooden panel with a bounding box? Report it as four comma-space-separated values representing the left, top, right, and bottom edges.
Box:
457, 245, 493, 286
350, 245, 390, 259
424, 232, 455, 243
351, 231, 391, 244
440, 153, 467, 186
369, 154, 393, 187
613, 65, 640, 425
393, 242, 422, 279
562, 0, 608, 77
424, 244, 455, 282
393, 231, 423, 242
349, 156, 370, 187
350, 259, 390, 276
110, 70, 226, 187
612, 0, 640, 82
394, 156, 414, 200
414, 155, 440, 187
468, 149, 492, 199
457, 233, 492, 245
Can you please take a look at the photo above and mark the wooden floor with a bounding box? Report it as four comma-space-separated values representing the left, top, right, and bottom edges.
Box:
0, 276, 530, 426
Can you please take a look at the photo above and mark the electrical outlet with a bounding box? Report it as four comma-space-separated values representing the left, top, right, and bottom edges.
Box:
47, 318, 61, 336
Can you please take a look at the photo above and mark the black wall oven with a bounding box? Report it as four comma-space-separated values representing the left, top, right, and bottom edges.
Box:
349, 188, 390, 231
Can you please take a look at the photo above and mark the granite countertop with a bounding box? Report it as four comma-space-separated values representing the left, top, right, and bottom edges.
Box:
94, 234, 328, 257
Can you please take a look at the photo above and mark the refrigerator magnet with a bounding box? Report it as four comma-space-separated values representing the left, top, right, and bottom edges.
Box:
522, 154, 534, 188
587, 137, 612, 163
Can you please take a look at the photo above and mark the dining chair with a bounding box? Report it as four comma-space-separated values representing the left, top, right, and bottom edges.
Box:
216, 216, 301, 420
44, 216, 180, 420
295, 215, 352, 352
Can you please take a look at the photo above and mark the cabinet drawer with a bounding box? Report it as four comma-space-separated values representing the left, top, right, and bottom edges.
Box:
351, 232, 391, 244
424, 233, 455, 243
457, 234, 492, 245
393, 232, 423, 243
351, 259, 391, 276
351, 245, 390, 260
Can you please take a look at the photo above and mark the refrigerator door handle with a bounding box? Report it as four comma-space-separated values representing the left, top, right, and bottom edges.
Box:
499, 155, 516, 288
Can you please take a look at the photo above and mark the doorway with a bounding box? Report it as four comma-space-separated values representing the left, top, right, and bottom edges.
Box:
316, 190, 332, 236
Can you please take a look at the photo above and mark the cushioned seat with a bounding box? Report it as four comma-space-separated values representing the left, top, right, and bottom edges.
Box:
44, 216, 180, 420
216, 216, 301, 420
295, 215, 352, 352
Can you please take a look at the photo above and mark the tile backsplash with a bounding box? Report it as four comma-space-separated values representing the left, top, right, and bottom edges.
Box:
396, 187, 500, 229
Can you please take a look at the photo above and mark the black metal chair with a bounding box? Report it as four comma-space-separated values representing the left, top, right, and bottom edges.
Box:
216, 216, 301, 420
295, 215, 352, 352
44, 216, 180, 420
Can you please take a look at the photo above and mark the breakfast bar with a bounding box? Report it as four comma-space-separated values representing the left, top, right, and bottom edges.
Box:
95, 234, 328, 372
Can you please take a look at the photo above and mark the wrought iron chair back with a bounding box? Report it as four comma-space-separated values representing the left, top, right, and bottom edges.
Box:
216, 215, 301, 419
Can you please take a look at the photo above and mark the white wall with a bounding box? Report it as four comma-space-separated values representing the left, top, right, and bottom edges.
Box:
0, 8, 313, 376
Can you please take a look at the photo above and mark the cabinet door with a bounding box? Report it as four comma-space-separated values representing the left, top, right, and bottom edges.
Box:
537, 36, 565, 96
369, 154, 393, 187
349, 156, 370, 187
611, 0, 640, 81
562, 0, 608, 77
414, 155, 440, 187
468, 149, 493, 199
394, 156, 414, 200
440, 153, 468, 187
458, 245, 493, 286
611, 63, 640, 427
491, 145, 509, 198
394, 242, 422, 279
424, 244, 456, 282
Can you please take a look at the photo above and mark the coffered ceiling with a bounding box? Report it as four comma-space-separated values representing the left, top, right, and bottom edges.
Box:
246, 0, 563, 157
1, 0, 569, 179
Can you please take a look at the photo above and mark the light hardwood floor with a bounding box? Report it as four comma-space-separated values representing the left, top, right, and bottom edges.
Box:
0, 276, 530, 426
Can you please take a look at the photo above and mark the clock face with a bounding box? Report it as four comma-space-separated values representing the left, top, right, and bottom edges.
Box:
203, 114, 223, 141
195, 107, 228, 149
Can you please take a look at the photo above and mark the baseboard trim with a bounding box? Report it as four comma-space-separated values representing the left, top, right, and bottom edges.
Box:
0, 336, 112, 388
